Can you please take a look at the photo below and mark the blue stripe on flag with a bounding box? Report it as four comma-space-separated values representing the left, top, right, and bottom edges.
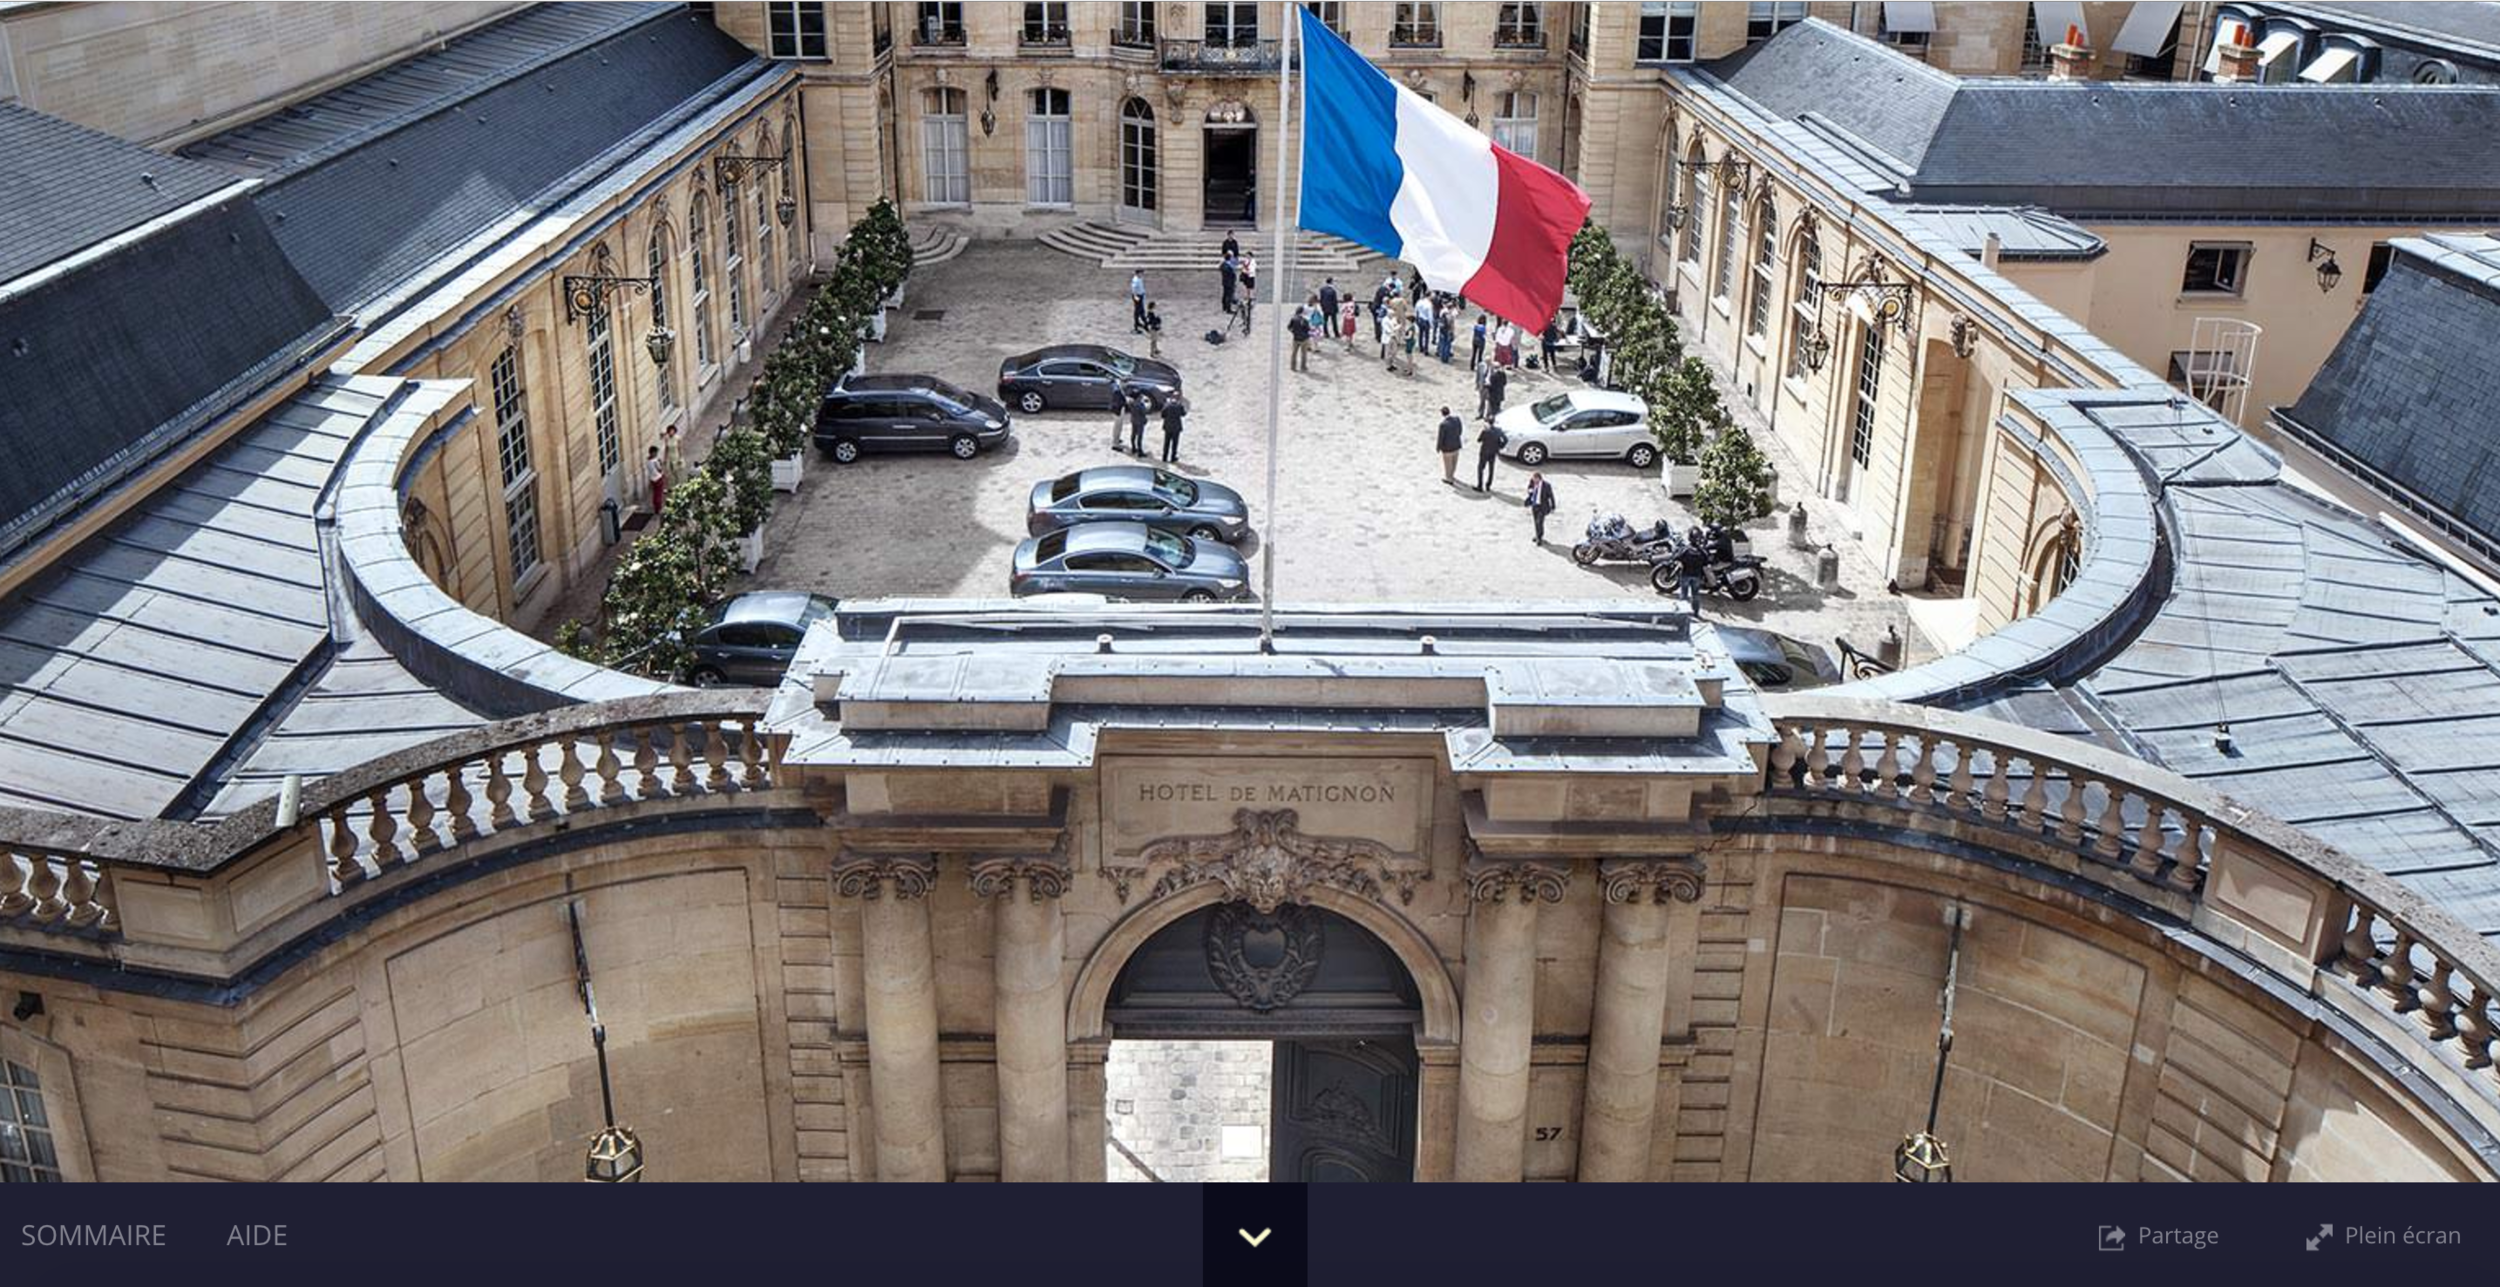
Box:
1296, 7, 1403, 258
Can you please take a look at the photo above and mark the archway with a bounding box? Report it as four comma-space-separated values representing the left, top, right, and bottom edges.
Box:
1201, 100, 1257, 228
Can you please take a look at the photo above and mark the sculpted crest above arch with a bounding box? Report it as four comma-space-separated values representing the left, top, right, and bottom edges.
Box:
1105, 807, 1428, 911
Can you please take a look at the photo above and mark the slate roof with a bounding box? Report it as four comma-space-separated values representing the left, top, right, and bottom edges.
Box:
2276, 233, 2500, 555
188, 3, 761, 313
1900, 205, 2107, 262
1708, 19, 2500, 219
0, 194, 338, 564
0, 377, 483, 821
0, 103, 237, 284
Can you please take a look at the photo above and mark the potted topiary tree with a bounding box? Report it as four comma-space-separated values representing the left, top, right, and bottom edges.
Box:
1651, 356, 1725, 498
600, 527, 710, 681
1693, 420, 1779, 539
707, 426, 776, 569
752, 350, 819, 490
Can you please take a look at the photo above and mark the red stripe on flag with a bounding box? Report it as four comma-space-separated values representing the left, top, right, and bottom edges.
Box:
1462, 145, 1592, 328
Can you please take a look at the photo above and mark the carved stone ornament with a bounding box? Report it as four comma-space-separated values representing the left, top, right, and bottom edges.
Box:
1163, 80, 1186, 109
968, 837, 1073, 902
831, 851, 936, 901
1110, 808, 1424, 912
1463, 855, 1570, 906
1598, 857, 1707, 905
1124, 70, 1143, 96
1204, 902, 1323, 1011
502, 304, 526, 341
1402, 68, 1429, 91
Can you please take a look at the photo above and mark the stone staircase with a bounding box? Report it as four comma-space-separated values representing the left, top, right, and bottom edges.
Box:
1038, 220, 1381, 279
906, 223, 968, 267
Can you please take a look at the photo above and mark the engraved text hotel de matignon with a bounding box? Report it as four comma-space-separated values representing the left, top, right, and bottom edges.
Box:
1132, 779, 1399, 805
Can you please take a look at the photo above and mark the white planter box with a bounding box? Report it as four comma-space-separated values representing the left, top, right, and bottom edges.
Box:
868, 308, 888, 343
734, 335, 754, 367
848, 346, 865, 380
771, 451, 804, 493
886, 281, 907, 310
1667, 462, 1700, 498
737, 529, 764, 574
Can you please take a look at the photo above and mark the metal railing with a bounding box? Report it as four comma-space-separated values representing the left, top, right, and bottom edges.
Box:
1161, 38, 1284, 74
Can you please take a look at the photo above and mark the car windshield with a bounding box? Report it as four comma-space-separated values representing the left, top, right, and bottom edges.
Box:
1143, 527, 1190, 567
1150, 471, 1199, 506
1529, 395, 1577, 425
1102, 350, 1138, 378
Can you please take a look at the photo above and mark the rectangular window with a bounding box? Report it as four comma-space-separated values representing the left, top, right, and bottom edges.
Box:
691, 199, 715, 369
1746, 206, 1776, 338
755, 186, 776, 305
490, 347, 542, 580
1879, 8, 1931, 48
648, 233, 675, 410
587, 305, 621, 478
722, 183, 748, 333
2363, 242, 2395, 294
1, 1060, 61, 1183
1747, 1, 1808, 43
1207, 2, 1258, 46
1495, 3, 1544, 48
1304, 3, 1346, 37
1022, 2, 1069, 45
2166, 350, 2239, 410
1713, 180, 1743, 301
767, 2, 827, 58
1027, 88, 1073, 205
1788, 233, 1823, 379
2181, 242, 2249, 295
1491, 91, 1538, 158
1851, 324, 1885, 467
916, 1, 964, 45
1570, 3, 1590, 57
1392, 3, 1441, 47
1638, 2, 1701, 64
1116, 0, 1157, 46
922, 89, 970, 204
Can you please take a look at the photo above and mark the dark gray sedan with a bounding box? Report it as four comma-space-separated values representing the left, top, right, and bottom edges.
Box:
1025, 466, 1252, 543
685, 592, 837, 686
1009, 523, 1251, 603
997, 345, 1181, 413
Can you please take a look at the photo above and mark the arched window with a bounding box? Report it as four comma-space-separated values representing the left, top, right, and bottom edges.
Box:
1027, 87, 1073, 205
690, 192, 716, 369
1120, 98, 1158, 214
1657, 124, 1679, 249
756, 172, 776, 304
1712, 166, 1742, 300
585, 265, 622, 477
922, 87, 969, 204
1745, 197, 1777, 339
2027, 514, 2083, 613
722, 178, 747, 336
1786, 222, 1822, 379
1679, 142, 1707, 265
781, 118, 802, 268
648, 222, 675, 409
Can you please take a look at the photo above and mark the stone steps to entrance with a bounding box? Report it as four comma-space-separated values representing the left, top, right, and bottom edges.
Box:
907, 224, 968, 267
1040, 220, 1380, 278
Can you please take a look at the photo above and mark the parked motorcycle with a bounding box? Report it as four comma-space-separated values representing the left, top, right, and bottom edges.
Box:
1650, 524, 1764, 601
1573, 513, 1679, 567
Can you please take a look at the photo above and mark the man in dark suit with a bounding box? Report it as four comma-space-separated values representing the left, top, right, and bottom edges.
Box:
1484, 366, 1510, 422
1160, 393, 1188, 464
1474, 421, 1507, 493
1525, 472, 1556, 545
1128, 388, 1154, 456
1317, 277, 1340, 329
1437, 407, 1464, 487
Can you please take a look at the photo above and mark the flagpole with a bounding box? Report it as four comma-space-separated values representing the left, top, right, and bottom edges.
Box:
1256, 8, 1296, 652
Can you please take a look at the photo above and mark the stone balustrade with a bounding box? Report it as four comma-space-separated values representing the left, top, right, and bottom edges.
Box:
0, 846, 116, 935
1764, 693, 2500, 1104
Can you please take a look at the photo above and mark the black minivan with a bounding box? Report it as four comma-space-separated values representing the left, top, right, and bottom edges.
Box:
815, 374, 1013, 463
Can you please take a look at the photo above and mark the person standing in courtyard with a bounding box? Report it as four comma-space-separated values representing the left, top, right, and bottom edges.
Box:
1318, 277, 1340, 330
1485, 364, 1509, 423
1416, 293, 1436, 358
1130, 269, 1147, 333
1128, 387, 1153, 456
1144, 301, 1163, 358
1672, 538, 1708, 613
1525, 471, 1556, 545
1288, 304, 1311, 372
1470, 313, 1488, 370
1339, 294, 1359, 353
1540, 316, 1561, 372
1474, 418, 1506, 492
645, 444, 668, 514
1160, 391, 1187, 464
1493, 319, 1519, 368
1240, 251, 1258, 307
1220, 249, 1238, 315
1110, 377, 1132, 452
1436, 406, 1464, 486
1437, 302, 1455, 365
1371, 277, 1391, 345
1474, 357, 1494, 419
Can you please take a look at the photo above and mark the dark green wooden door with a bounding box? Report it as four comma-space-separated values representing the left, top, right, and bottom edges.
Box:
1270, 1036, 1416, 1183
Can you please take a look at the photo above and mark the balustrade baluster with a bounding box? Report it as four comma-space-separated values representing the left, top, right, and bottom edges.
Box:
60, 862, 102, 929
0, 852, 31, 917
737, 721, 767, 789
326, 807, 364, 886
2418, 960, 2459, 1041
2019, 758, 2049, 831
2166, 813, 2207, 892
366, 789, 402, 869
632, 726, 660, 800
445, 768, 477, 843
1946, 740, 1974, 813
2130, 799, 2167, 880
2382, 933, 2420, 1012
703, 723, 732, 792
25, 858, 64, 924
557, 739, 588, 811
2459, 986, 2494, 1071
406, 771, 441, 853
520, 741, 552, 818
1802, 725, 1832, 790
1908, 734, 1936, 804
2092, 783, 2126, 862
1836, 725, 1866, 796
667, 722, 694, 795
1981, 747, 2009, 821
2340, 906, 2381, 984
2055, 767, 2086, 843
595, 736, 626, 805
1769, 727, 1799, 789
485, 753, 515, 829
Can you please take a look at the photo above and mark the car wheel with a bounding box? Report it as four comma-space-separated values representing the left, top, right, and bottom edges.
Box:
1181, 589, 1217, 604
949, 433, 979, 460
1018, 390, 1046, 414
688, 666, 727, 688
1188, 524, 1222, 541
1518, 442, 1548, 466
829, 438, 861, 464
1627, 443, 1659, 469
1571, 542, 1600, 566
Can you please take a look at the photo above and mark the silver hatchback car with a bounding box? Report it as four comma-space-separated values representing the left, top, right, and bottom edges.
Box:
1025, 466, 1252, 543
1010, 522, 1252, 602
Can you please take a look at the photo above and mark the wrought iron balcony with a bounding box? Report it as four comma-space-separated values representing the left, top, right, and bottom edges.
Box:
1020, 24, 1072, 53
1161, 37, 1285, 75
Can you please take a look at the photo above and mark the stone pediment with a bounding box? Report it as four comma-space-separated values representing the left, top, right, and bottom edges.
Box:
1107, 808, 1427, 911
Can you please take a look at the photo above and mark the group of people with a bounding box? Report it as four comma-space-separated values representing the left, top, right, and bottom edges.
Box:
1127, 271, 1167, 357
1434, 404, 1557, 545
1109, 381, 1190, 465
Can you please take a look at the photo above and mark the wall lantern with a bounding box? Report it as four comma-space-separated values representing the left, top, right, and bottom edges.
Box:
713, 149, 791, 192
1812, 257, 1915, 333
643, 323, 677, 368
1662, 205, 1689, 232
2308, 238, 2342, 293
562, 244, 658, 324
1893, 903, 1967, 1183
1799, 325, 1832, 373
569, 900, 647, 1183
776, 193, 799, 228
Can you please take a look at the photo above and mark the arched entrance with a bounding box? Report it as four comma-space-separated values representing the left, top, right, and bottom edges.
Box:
1105, 901, 1421, 1181
1202, 100, 1257, 228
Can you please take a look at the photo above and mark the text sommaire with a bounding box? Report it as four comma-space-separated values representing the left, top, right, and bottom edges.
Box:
20, 1225, 167, 1247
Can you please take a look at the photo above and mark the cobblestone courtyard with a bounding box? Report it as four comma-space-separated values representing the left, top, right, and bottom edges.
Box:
733, 241, 1930, 664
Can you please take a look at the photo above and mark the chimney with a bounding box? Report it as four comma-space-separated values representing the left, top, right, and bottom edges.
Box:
2213, 22, 2261, 83
1982, 232, 2003, 270
2048, 24, 2096, 80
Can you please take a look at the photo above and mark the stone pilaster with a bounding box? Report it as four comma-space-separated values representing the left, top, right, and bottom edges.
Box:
1454, 854, 1568, 1182
969, 849, 1073, 1182
833, 851, 947, 1182
1578, 857, 1706, 1182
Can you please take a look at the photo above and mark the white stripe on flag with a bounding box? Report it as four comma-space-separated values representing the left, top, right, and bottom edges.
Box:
1386, 83, 1498, 290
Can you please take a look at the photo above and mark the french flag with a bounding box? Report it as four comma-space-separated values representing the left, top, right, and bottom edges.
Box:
1296, 7, 1591, 327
